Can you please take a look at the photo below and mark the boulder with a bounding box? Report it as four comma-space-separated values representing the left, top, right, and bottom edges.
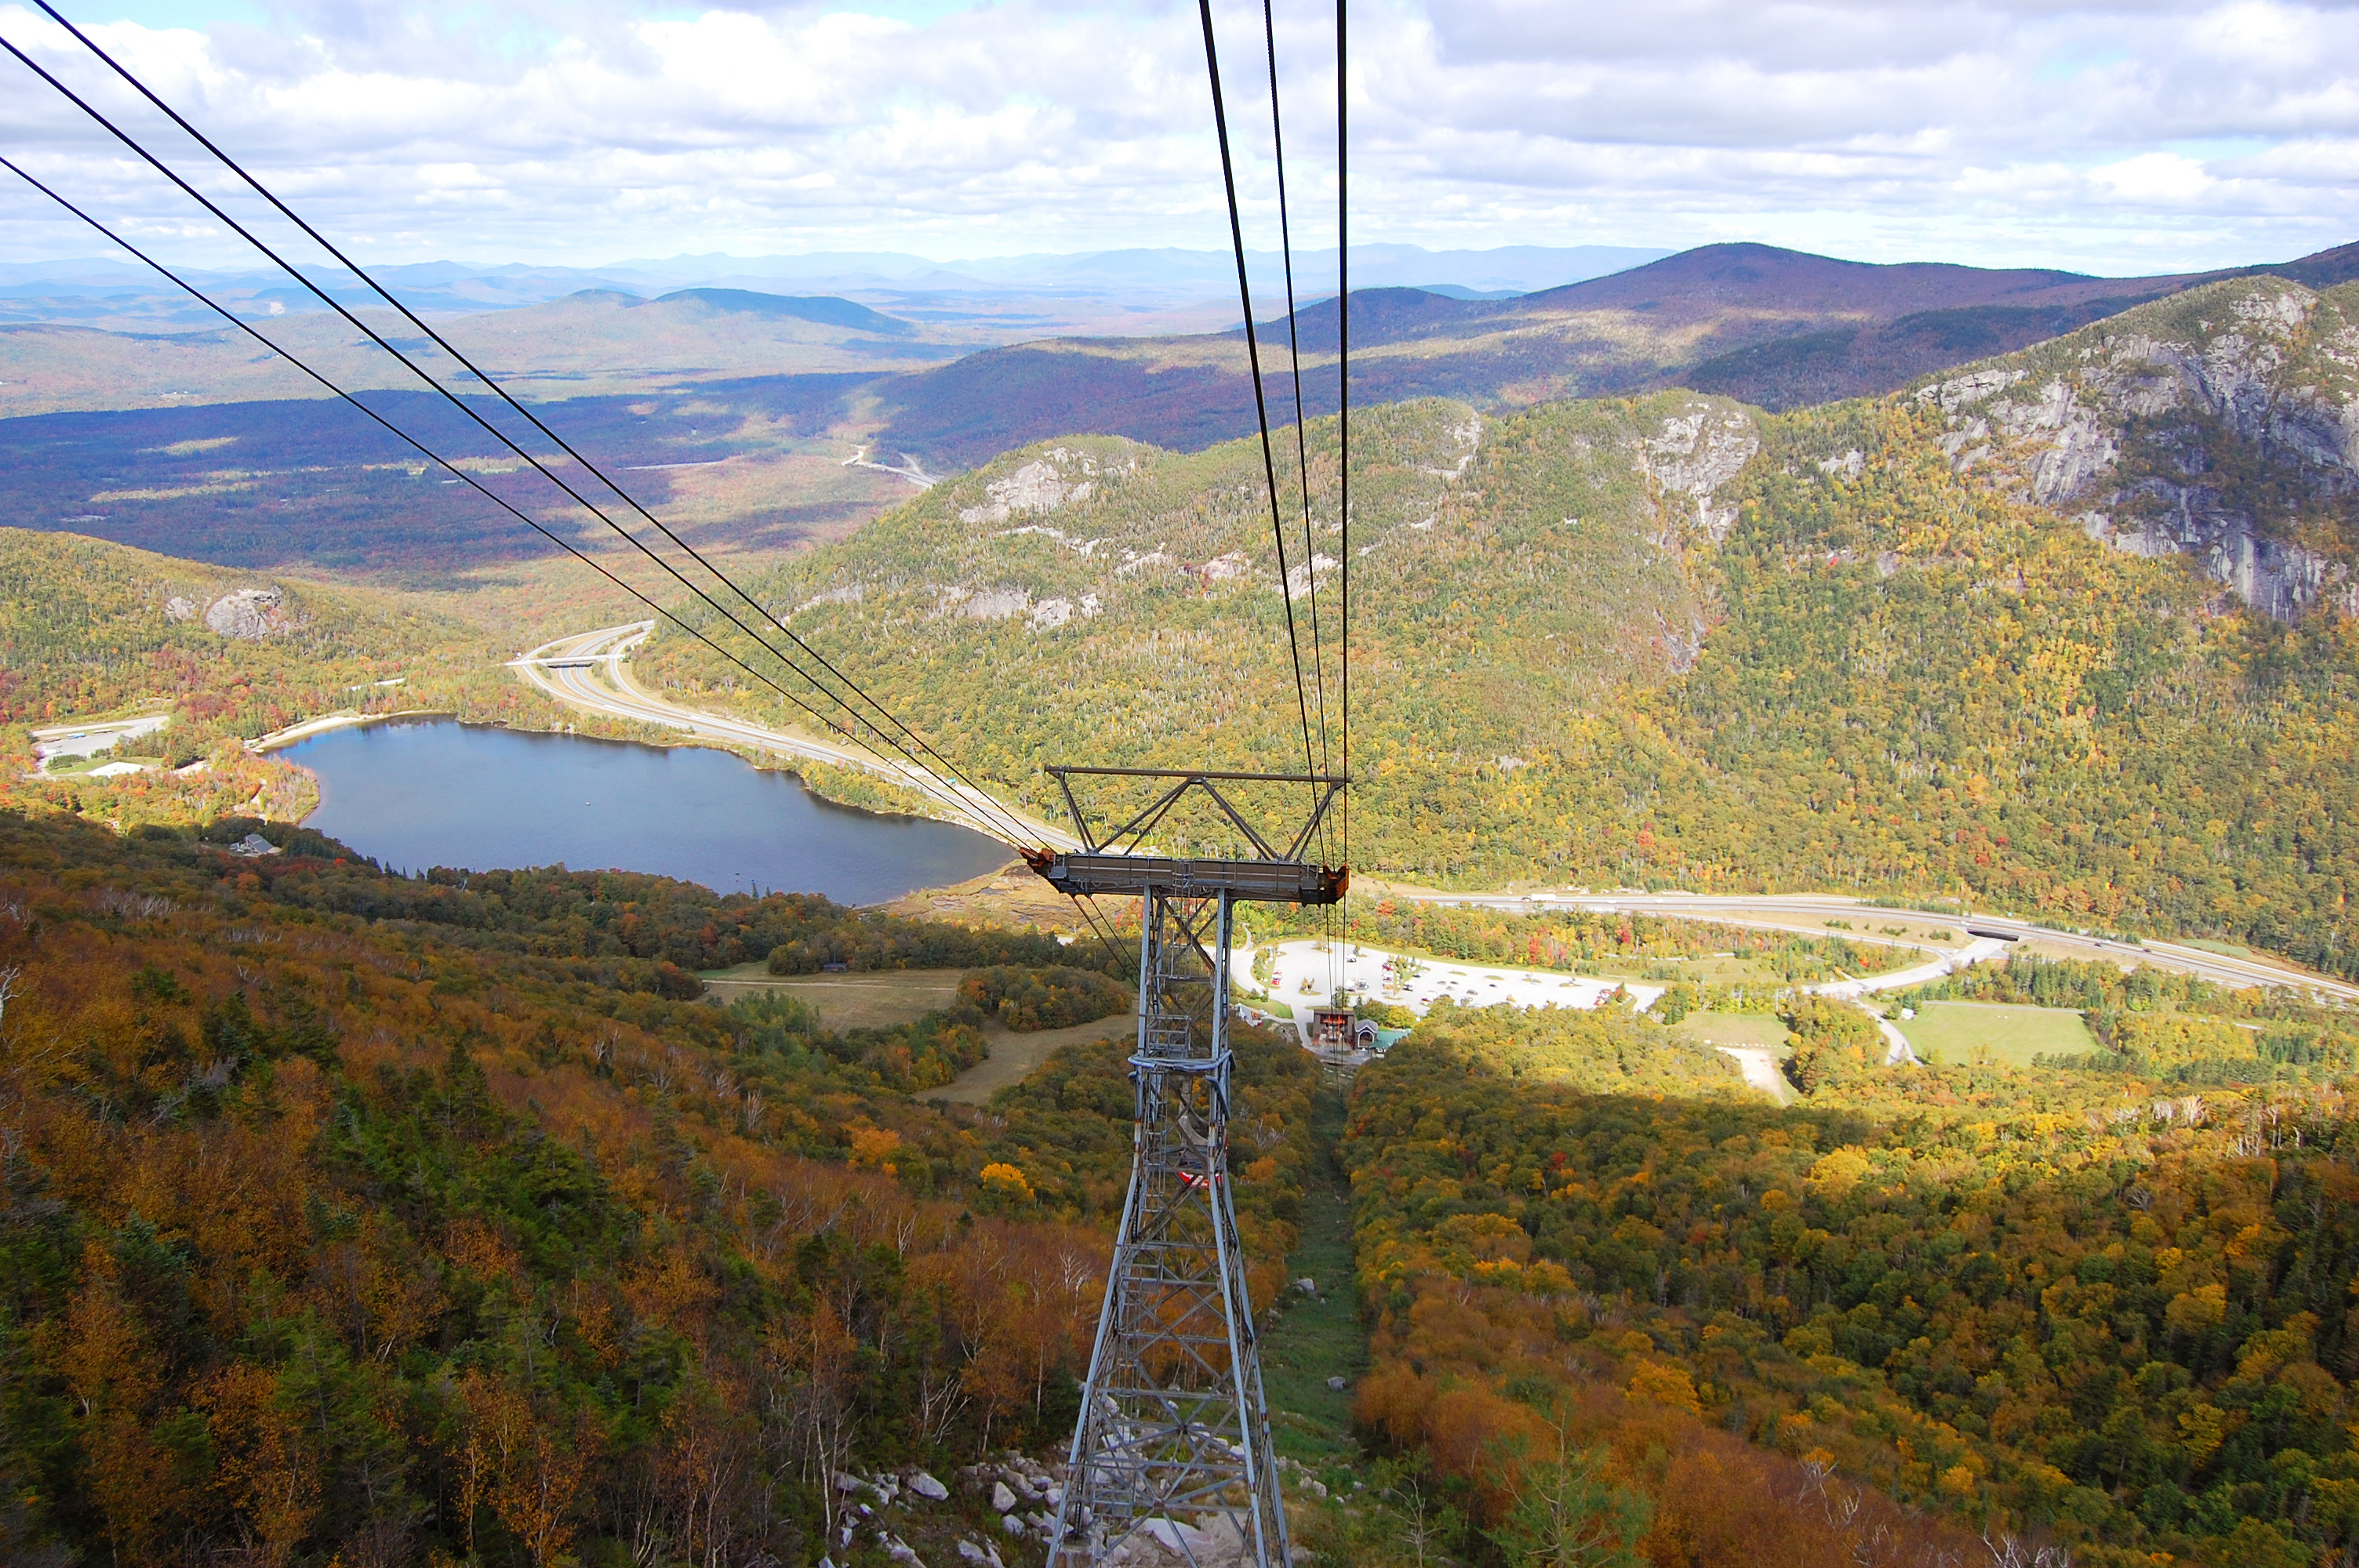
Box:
1104, 1514, 1254, 1567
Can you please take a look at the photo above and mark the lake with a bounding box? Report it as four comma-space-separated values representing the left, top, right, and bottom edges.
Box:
283, 720, 1013, 903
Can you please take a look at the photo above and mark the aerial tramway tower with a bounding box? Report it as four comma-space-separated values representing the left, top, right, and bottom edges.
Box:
1018, 1, 1353, 1559
1024, 767, 1347, 1568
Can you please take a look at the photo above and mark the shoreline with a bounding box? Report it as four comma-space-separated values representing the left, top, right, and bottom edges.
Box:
267, 709, 1016, 844
248, 707, 458, 753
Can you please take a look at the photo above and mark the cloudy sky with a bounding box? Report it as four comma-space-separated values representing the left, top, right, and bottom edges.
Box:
1, 0, 2354, 277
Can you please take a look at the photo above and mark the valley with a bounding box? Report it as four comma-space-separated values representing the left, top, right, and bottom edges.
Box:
8, 233, 2359, 1568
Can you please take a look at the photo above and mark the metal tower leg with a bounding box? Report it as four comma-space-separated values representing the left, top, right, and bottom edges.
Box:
1048, 887, 1289, 1567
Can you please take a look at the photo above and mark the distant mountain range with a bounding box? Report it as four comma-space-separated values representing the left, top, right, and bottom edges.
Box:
867, 238, 2359, 466
0, 243, 1670, 336
6, 236, 2357, 578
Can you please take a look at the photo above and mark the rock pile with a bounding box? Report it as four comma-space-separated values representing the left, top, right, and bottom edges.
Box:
959, 1450, 1067, 1543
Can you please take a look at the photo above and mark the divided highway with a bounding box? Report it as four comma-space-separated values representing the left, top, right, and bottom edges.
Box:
1402, 888, 2359, 1004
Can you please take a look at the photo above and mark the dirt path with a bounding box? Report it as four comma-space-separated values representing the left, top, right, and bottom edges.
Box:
1717, 1046, 1792, 1103
920, 1012, 1135, 1105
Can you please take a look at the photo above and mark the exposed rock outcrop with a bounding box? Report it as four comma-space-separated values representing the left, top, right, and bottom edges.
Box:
1640, 398, 1761, 545
958, 445, 1137, 528
203, 586, 290, 640
1916, 277, 2359, 620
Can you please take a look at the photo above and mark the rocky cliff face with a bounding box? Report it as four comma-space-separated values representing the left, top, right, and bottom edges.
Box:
1914, 277, 2359, 620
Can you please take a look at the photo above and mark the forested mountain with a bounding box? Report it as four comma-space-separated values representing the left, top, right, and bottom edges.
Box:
642, 272, 2359, 977
0, 529, 671, 830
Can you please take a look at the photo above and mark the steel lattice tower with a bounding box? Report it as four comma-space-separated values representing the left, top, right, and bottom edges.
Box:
1024, 767, 1347, 1568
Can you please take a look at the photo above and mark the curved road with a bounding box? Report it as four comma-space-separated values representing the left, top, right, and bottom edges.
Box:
511, 622, 1074, 851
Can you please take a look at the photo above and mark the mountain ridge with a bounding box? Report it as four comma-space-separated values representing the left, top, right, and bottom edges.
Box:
641, 270, 2359, 975
870, 238, 2359, 468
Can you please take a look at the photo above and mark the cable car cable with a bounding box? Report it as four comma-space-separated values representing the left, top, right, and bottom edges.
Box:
1196, 0, 1320, 793
1259, 0, 1333, 794
0, 153, 1027, 848
20, 1, 1045, 852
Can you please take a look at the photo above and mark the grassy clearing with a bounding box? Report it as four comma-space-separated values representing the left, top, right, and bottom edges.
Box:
1896, 1000, 2095, 1066
1670, 1011, 1795, 1050
1259, 1070, 1369, 1465
2180, 938, 2258, 960
697, 964, 966, 1030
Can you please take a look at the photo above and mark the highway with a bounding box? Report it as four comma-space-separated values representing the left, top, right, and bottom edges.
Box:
511, 622, 1074, 851
1397, 888, 2359, 1003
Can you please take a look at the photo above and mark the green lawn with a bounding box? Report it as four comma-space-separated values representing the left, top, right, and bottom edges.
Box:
1670, 1011, 1794, 1050
1896, 1001, 2095, 1066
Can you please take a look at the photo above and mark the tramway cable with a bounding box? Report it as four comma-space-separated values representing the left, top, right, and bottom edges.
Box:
16, 2, 1045, 854
1196, 0, 1321, 793
0, 154, 1029, 849
1336, 0, 1352, 887
1259, 0, 1333, 791
1252, 0, 1346, 993
4, 31, 1047, 848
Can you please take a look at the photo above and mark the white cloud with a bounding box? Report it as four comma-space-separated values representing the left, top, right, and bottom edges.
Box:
0, 0, 2352, 275
2088, 151, 2215, 203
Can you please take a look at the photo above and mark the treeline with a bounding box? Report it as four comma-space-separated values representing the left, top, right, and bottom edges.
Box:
0, 808, 1305, 1566
1898, 953, 2359, 1086
1339, 993, 2359, 1567
958, 964, 1132, 1032
1274, 895, 1902, 983
133, 815, 1082, 981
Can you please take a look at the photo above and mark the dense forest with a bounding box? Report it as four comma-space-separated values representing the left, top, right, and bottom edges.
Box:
0, 807, 1333, 1565
1337, 975, 2359, 1568
20, 797, 2356, 1566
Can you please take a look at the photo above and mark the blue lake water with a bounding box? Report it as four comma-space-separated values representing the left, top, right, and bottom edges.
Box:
284, 720, 1013, 903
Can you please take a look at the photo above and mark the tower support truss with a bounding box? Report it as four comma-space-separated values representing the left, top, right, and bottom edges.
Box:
1026, 770, 1345, 1568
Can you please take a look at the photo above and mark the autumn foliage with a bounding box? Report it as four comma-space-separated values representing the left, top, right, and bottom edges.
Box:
0, 809, 1149, 1564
